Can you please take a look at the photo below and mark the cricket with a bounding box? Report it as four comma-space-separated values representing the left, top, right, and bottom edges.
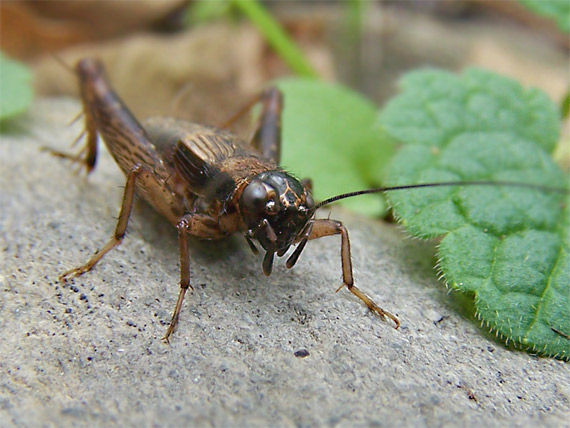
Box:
49, 58, 565, 342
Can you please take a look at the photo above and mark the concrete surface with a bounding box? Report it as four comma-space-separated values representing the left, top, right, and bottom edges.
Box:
1, 99, 569, 427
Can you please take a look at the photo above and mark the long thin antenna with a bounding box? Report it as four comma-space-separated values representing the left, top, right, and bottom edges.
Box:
315, 180, 569, 209
50, 52, 75, 76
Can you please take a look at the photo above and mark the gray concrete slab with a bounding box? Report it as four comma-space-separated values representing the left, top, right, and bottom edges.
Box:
1, 99, 568, 427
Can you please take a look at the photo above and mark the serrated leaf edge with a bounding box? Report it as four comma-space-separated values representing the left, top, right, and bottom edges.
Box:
435, 249, 569, 362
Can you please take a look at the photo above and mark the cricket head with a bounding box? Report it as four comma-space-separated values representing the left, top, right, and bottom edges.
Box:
240, 171, 315, 275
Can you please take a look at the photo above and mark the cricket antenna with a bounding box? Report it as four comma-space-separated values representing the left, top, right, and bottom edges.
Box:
50, 52, 75, 76
315, 180, 569, 210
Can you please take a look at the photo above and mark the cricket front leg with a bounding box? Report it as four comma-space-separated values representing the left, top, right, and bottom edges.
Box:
307, 219, 400, 328
162, 212, 225, 343
162, 214, 192, 343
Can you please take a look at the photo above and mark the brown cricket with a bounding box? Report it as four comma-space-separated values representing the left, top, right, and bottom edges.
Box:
52, 58, 565, 342
52, 58, 402, 341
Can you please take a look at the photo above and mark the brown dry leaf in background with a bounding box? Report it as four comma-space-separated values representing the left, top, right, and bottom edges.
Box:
32, 6, 335, 133
0, 0, 186, 59
1, 2, 89, 59
33, 24, 271, 131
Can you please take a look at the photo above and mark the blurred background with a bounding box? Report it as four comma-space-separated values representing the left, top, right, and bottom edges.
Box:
1, 0, 568, 136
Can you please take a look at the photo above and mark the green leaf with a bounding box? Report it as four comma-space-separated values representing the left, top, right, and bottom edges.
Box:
0, 52, 33, 122
380, 68, 559, 153
518, 0, 570, 33
380, 68, 569, 359
277, 78, 395, 216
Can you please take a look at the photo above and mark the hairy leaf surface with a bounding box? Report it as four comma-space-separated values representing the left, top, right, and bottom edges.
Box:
379, 68, 569, 359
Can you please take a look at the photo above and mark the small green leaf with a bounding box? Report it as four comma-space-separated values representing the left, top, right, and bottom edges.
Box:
380, 68, 569, 359
277, 78, 395, 216
0, 52, 33, 121
518, 0, 570, 33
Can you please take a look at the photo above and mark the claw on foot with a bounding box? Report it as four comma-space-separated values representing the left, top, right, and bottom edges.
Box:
338, 283, 400, 329
59, 265, 90, 283
161, 286, 192, 344
162, 323, 176, 345
43, 146, 93, 174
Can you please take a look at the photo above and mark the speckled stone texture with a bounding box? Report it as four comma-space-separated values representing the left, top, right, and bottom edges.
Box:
1, 99, 568, 427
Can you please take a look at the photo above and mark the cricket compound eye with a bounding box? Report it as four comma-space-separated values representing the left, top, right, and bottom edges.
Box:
241, 180, 279, 215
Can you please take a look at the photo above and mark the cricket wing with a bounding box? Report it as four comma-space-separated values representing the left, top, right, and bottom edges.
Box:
144, 117, 246, 200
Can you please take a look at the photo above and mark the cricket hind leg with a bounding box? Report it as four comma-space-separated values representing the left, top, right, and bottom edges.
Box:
248, 87, 283, 164
220, 87, 283, 164
293, 219, 400, 328
59, 163, 153, 281
58, 161, 206, 343
45, 65, 99, 173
